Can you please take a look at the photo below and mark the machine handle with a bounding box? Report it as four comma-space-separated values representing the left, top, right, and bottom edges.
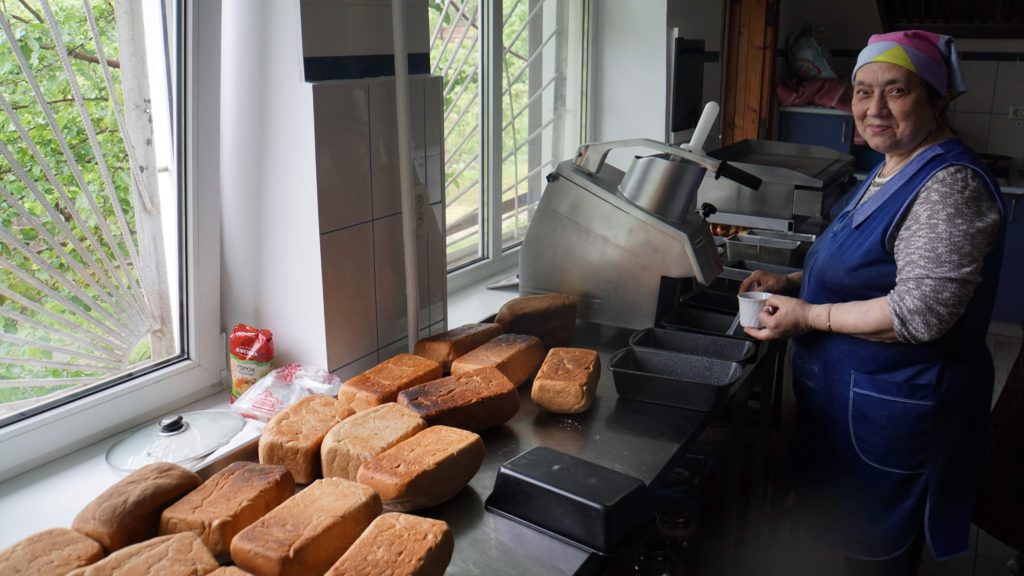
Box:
841, 119, 848, 144
575, 137, 762, 190
715, 161, 763, 191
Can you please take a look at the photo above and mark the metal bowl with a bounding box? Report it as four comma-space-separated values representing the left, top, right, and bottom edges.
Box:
619, 154, 707, 223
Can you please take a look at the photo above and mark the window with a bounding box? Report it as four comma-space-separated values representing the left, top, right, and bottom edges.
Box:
429, 0, 587, 284
0, 0, 222, 482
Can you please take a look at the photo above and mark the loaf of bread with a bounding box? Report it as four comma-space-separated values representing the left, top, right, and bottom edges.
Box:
531, 347, 601, 414
494, 293, 577, 347
159, 461, 294, 558
0, 528, 104, 575
413, 323, 503, 372
321, 402, 427, 481
357, 425, 484, 511
450, 333, 545, 387
66, 532, 218, 576
72, 462, 202, 552
337, 353, 442, 412
259, 394, 354, 484
397, 367, 519, 431
209, 568, 252, 576
325, 513, 453, 576
230, 478, 382, 576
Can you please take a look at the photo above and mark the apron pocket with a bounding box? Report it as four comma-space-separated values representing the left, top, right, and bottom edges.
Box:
849, 371, 935, 473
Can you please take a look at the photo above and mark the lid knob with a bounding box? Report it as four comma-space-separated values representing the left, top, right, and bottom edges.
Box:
158, 415, 186, 436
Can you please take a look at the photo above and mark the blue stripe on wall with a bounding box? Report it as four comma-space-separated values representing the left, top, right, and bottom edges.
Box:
304, 53, 430, 82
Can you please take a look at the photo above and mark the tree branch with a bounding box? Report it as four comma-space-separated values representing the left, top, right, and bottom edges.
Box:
40, 43, 120, 69
17, 0, 44, 24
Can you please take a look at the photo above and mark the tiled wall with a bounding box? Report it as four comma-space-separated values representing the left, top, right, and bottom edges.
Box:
951, 58, 1024, 178
313, 76, 447, 381
818, 52, 1024, 178
300, 0, 445, 380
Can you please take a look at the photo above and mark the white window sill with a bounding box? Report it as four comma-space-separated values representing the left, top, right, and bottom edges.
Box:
0, 270, 522, 550
0, 391, 262, 549
446, 268, 521, 326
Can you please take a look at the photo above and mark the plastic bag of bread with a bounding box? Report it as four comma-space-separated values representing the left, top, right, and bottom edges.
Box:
232, 363, 342, 422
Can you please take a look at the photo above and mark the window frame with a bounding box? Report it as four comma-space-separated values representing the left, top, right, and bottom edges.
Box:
0, 0, 223, 483
444, 0, 589, 293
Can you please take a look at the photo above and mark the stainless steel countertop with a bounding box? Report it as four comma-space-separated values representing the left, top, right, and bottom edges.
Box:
419, 322, 714, 576
196, 321, 721, 575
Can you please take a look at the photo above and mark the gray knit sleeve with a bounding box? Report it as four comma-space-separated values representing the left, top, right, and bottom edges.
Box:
888, 165, 1001, 343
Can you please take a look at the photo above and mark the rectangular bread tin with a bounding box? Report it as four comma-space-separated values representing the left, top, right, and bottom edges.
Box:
484, 446, 654, 555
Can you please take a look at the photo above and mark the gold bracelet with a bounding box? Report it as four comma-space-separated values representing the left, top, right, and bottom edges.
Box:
826, 304, 834, 333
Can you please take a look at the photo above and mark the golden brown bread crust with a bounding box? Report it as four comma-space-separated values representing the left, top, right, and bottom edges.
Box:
530, 347, 600, 414
0, 528, 104, 575
65, 532, 218, 576
357, 426, 484, 511
209, 567, 252, 576
159, 461, 295, 558
71, 462, 202, 553
230, 478, 382, 576
494, 293, 577, 347
324, 513, 453, 576
450, 334, 545, 387
397, 367, 519, 431
413, 323, 503, 372
321, 403, 427, 481
259, 395, 354, 484
337, 354, 442, 411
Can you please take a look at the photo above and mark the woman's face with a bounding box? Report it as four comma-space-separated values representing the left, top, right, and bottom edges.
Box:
852, 62, 938, 157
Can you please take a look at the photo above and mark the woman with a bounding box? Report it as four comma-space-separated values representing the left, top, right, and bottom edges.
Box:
740, 31, 1005, 574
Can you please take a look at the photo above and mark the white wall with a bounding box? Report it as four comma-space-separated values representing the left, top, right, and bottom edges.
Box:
589, 0, 669, 169
221, 0, 326, 368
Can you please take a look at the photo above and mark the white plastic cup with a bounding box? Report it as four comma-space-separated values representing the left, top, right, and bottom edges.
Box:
737, 291, 772, 328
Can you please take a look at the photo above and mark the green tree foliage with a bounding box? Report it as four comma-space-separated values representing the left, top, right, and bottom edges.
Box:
0, 0, 138, 395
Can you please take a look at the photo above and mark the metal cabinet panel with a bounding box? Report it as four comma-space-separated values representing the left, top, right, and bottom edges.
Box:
778, 107, 854, 154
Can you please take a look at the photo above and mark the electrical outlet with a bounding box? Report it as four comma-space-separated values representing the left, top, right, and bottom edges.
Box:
1010, 105, 1024, 120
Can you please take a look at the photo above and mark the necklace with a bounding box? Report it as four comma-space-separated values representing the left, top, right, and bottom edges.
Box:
877, 126, 941, 178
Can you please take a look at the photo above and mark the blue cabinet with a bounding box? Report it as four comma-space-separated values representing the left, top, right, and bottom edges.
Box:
778, 106, 854, 154
993, 192, 1023, 322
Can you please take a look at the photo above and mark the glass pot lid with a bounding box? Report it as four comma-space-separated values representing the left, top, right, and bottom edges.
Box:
105, 409, 244, 471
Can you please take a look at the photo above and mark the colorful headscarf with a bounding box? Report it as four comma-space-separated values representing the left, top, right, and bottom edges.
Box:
852, 30, 968, 98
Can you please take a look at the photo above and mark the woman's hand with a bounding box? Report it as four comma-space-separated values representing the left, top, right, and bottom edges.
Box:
738, 270, 801, 295
743, 294, 815, 340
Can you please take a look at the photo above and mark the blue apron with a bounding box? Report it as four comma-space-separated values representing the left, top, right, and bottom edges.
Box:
792, 138, 1005, 560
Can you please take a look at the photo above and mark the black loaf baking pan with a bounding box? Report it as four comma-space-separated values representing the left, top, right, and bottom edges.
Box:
630, 327, 756, 364
659, 306, 751, 339
610, 347, 744, 411
485, 446, 654, 556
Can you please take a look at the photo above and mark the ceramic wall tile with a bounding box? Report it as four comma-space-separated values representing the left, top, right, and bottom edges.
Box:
378, 326, 432, 363
300, 2, 350, 58
987, 114, 1024, 169
373, 212, 432, 349
344, 5, 395, 56
952, 111, 991, 154
314, 82, 372, 232
321, 223, 379, 371
370, 77, 426, 219
330, 350, 379, 381
993, 61, 1024, 117
957, 60, 998, 114
428, 201, 447, 325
